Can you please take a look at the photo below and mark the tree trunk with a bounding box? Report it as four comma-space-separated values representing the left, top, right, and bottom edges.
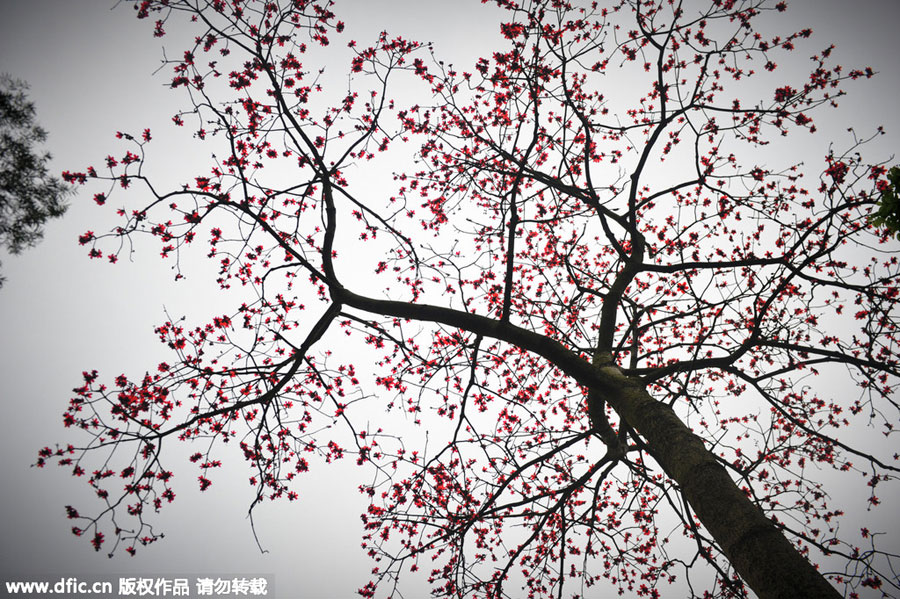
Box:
598, 363, 841, 599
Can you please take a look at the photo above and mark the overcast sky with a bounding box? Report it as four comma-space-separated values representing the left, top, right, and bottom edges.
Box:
1, 1, 899, 598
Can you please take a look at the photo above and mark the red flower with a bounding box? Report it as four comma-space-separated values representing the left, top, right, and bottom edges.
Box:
62, 171, 88, 184
500, 22, 525, 39
773, 85, 795, 103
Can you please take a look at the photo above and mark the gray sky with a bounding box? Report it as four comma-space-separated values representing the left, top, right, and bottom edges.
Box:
1, 1, 899, 598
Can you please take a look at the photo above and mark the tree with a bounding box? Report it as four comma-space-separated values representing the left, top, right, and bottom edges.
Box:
40, 1, 899, 597
0, 74, 70, 286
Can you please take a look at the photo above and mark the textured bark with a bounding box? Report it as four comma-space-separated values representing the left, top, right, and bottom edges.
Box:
334, 287, 842, 599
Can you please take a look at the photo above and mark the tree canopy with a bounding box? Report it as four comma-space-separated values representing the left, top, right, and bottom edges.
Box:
41, 1, 899, 598
0, 74, 69, 286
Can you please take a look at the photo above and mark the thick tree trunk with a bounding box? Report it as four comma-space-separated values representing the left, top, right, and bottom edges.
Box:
597, 363, 841, 599
334, 288, 842, 599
